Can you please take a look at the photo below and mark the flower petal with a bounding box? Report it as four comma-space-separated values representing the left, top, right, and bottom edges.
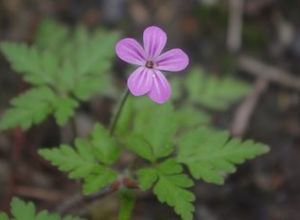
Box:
148, 70, 171, 104
116, 38, 146, 65
128, 67, 153, 96
155, 49, 189, 72
143, 26, 167, 59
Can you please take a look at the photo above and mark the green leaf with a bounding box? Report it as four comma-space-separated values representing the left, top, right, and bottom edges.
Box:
39, 123, 120, 194
138, 159, 195, 220
137, 168, 158, 190
0, 87, 55, 130
0, 213, 8, 220
0, 43, 53, 85
177, 127, 270, 184
39, 143, 97, 179
0, 87, 80, 130
65, 28, 120, 100
55, 25, 119, 99
126, 135, 155, 162
175, 106, 210, 129
58, 60, 76, 91
127, 98, 178, 160
91, 124, 120, 165
8, 197, 82, 220
72, 27, 118, 76
35, 19, 69, 51
0, 21, 120, 130
83, 166, 118, 194
39, 50, 60, 83
118, 190, 136, 220
185, 68, 250, 110
120, 98, 211, 163
53, 97, 79, 125
11, 197, 35, 220
72, 74, 112, 100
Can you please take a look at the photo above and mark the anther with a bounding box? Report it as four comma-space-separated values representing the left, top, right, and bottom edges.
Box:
145, 60, 154, 69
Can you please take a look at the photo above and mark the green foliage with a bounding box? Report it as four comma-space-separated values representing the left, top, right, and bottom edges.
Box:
176, 127, 269, 184
58, 26, 119, 100
0, 19, 269, 220
175, 106, 210, 129
53, 97, 79, 125
118, 190, 136, 220
0, 87, 55, 130
0, 19, 119, 130
132, 100, 177, 160
0, 43, 54, 85
180, 67, 250, 110
0, 213, 8, 220
138, 159, 195, 220
0, 87, 79, 130
0, 197, 82, 220
124, 99, 268, 220
117, 98, 177, 161
39, 123, 120, 194
116, 97, 210, 162
35, 19, 69, 51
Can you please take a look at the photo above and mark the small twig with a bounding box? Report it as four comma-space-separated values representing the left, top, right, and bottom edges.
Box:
55, 188, 111, 214
227, 0, 244, 52
14, 185, 64, 202
55, 176, 139, 215
230, 78, 269, 137
238, 55, 300, 90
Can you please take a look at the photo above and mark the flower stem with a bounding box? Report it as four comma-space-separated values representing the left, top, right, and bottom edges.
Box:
109, 89, 130, 136
118, 190, 136, 220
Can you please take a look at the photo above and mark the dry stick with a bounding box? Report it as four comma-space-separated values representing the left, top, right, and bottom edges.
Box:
15, 185, 64, 202
55, 177, 139, 215
238, 55, 300, 90
230, 79, 269, 137
227, 0, 244, 52
232, 55, 300, 137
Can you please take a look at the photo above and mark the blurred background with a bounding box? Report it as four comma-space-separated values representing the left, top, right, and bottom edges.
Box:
0, 0, 300, 219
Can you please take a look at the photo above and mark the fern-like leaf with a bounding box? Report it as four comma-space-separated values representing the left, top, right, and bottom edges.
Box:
0, 20, 120, 130
35, 19, 69, 51
185, 68, 250, 110
138, 159, 195, 220
125, 98, 178, 161
7, 197, 82, 220
0, 87, 55, 130
0, 43, 56, 85
64, 27, 119, 100
39, 123, 120, 194
53, 97, 79, 126
177, 127, 270, 184
0, 213, 8, 220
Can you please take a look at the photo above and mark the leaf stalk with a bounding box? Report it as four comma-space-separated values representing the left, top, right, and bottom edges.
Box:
109, 89, 130, 136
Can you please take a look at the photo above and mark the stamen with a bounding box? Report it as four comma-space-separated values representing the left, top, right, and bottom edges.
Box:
145, 60, 154, 69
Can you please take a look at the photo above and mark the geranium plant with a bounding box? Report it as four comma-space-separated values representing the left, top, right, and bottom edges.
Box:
0, 20, 269, 220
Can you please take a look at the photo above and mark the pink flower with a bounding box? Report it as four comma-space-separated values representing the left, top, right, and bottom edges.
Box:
116, 26, 189, 104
